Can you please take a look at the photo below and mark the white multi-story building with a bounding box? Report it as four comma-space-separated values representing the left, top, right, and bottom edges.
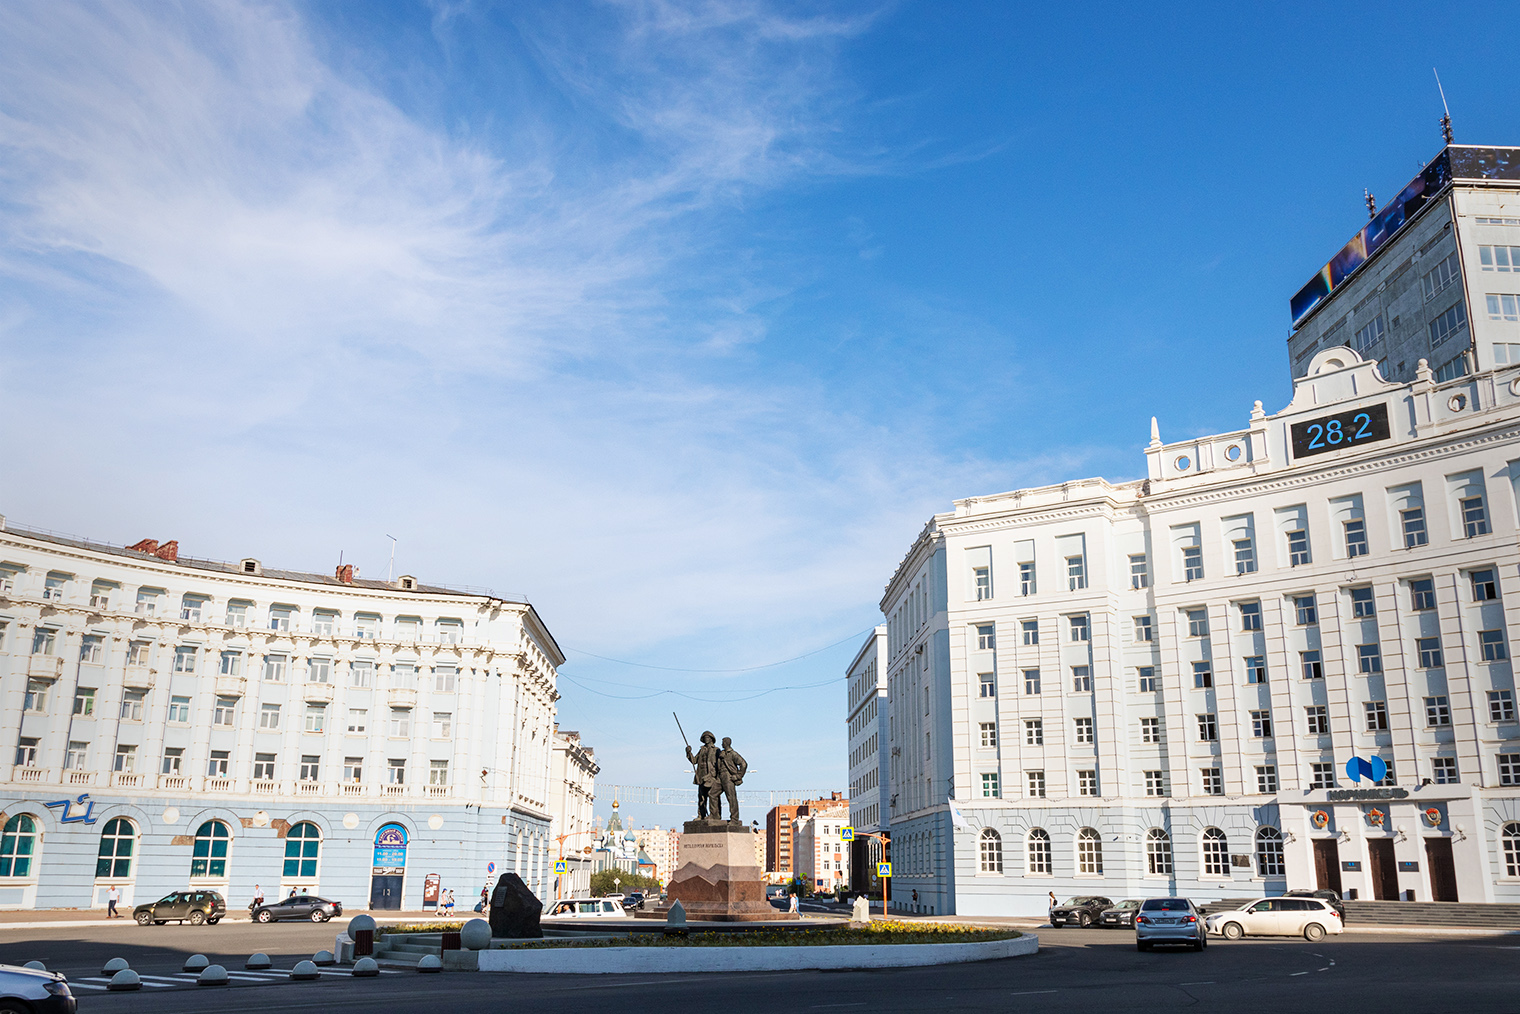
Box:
794, 799, 850, 893
0, 522, 564, 911
634, 826, 680, 886
882, 348, 1520, 916
549, 727, 598, 898
845, 625, 888, 892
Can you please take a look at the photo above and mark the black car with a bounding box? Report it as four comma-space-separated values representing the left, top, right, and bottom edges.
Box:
624, 891, 646, 910
252, 894, 344, 923
1050, 896, 1113, 928
1099, 899, 1141, 928
1285, 888, 1346, 920
133, 890, 226, 926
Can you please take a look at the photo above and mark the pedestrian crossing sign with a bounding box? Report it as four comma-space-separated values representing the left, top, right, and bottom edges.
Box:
841, 826, 854, 842
555, 860, 567, 874
876, 862, 891, 877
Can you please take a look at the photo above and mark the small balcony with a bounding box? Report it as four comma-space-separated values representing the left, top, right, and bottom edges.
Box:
252, 780, 277, 795
13, 766, 46, 784
67, 770, 94, 786
425, 784, 450, 798
383, 783, 407, 798
342, 783, 366, 797
122, 665, 155, 689
159, 775, 190, 791
387, 688, 417, 709
206, 777, 232, 792
27, 654, 64, 680
112, 772, 145, 788
302, 682, 334, 704
297, 781, 322, 796
214, 676, 246, 698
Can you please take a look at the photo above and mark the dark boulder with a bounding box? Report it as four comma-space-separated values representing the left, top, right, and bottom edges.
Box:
488, 873, 543, 939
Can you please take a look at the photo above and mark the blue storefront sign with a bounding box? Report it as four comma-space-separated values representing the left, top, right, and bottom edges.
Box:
372, 823, 408, 874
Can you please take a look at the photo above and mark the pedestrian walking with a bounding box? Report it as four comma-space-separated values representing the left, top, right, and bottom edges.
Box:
479, 885, 489, 912
288, 886, 297, 899
106, 885, 120, 919
1048, 891, 1057, 923
444, 890, 455, 917
788, 892, 799, 914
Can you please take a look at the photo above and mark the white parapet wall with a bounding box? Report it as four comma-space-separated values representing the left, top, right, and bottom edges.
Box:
477, 934, 1037, 973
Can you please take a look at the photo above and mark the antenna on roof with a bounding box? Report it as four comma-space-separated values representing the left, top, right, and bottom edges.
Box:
1364, 189, 1377, 220
386, 534, 397, 581
1433, 68, 1454, 145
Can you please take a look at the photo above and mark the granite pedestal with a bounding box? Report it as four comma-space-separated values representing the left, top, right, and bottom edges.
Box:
648, 820, 796, 922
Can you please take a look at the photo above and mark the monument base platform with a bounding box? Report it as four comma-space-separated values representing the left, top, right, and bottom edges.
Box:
647, 820, 796, 923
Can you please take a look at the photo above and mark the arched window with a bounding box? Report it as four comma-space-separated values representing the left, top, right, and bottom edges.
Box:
1503, 823, 1520, 878
0, 815, 37, 878
979, 828, 1003, 873
1077, 827, 1103, 875
191, 820, 230, 878
283, 822, 321, 879
1256, 827, 1286, 877
1202, 827, 1229, 876
96, 818, 136, 879
1145, 828, 1173, 875
1026, 828, 1051, 874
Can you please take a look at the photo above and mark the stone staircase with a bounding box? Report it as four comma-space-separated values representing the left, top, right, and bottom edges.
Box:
1197, 897, 1520, 929
374, 932, 442, 967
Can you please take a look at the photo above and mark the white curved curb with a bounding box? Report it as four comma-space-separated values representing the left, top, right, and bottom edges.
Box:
478, 934, 1037, 973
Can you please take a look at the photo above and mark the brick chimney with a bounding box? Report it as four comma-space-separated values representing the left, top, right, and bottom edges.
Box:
127, 539, 159, 555
336, 564, 354, 584
155, 540, 179, 562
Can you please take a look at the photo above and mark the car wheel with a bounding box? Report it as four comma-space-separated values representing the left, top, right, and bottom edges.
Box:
1222, 922, 1244, 941
1199, 934, 1208, 950
189, 910, 206, 925
135, 911, 152, 926
311, 910, 329, 923
1304, 922, 1326, 942
256, 909, 274, 923
1077, 913, 1091, 928
1136, 940, 1151, 952
0, 1001, 37, 1014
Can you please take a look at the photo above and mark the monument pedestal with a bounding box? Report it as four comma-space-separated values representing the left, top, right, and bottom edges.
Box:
648, 820, 796, 922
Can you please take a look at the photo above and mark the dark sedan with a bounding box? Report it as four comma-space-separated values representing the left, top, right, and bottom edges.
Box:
1099, 899, 1141, 928
133, 890, 225, 926
1285, 888, 1346, 920
252, 894, 343, 923
1050, 896, 1113, 928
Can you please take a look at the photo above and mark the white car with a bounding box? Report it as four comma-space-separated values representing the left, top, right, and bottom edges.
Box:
1206, 897, 1343, 941
544, 898, 627, 919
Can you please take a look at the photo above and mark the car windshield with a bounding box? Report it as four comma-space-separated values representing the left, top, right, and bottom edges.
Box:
1141, 898, 1190, 911
158, 895, 178, 904
1061, 898, 1084, 906
1118, 901, 1140, 910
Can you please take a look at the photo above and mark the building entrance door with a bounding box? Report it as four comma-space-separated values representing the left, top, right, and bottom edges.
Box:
1425, 838, 1459, 901
1312, 839, 1343, 894
1367, 839, 1399, 900
369, 876, 402, 910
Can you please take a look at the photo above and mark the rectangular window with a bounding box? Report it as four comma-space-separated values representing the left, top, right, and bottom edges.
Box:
981, 624, 1000, 649
430, 759, 451, 787
1411, 578, 1437, 611
1487, 690, 1515, 723
1472, 569, 1500, 601
1351, 586, 1376, 617
1424, 696, 1452, 727
1256, 765, 1278, 793
308, 657, 331, 683
127, 640, 150, 666
1302, 650, 1324, 680
344, 757, 363, 783
113, 744, 136, 773
1250, 709, 1273, 738
1499, 753, 1520, 787
973, 566, 991, 601
1344, 519, 1369, 558
213, 696, 236, 726
347, 708, 368, 734
390, 708, 411, 737
1425, 251, 1460, 294
30, 627, 57, 655
1187, 608, 1209, 637
1139, 716, 1161, 743
1375, 760, 1397, 787
1144, 770, 1166, 797
1073, 717, 1094, 744
1182, 546, 1204, 582
172, 645, 198, 674
1295, 595, 1318, 626
79, 634, 104, 664
258, 703, 281, 730
22, 680, 47, 714
1354, 314, 1385, 352
1402, 508, 1429, 548
433, 711, 453, 738
1417, 636, 1444, 669
1309, 762, 1336, 789
13, 739, 37, 767
1201, 768, 1223, 796
1432, 757, 1459, 784
1072, 666, 1092, 692
1245, 656, 1267, 684
1434, 355, 1469, 382
1234, 539, 1257, 575
388, 758, 406, 785
1076, 769, 1097, 796
219, 651, 242, 676
65, 741, 89, 771
1023, 669, 1041, 695
120, 690, 145, 721
1137, 666, 1159, 693
252, 753, 277, 780
1130, 554, 1149, 589
268, 606, 293, 632
1287, 529, 1311, 566
1024, 719, 1043, 746
1495, 342, 1520, 365
1197, 713, 1218, 741
434, 665, 458, 693
1067, 556, 1086, 591
1238, 601, 1262, 631
1306, 706, 1329, 735
1482, 630, 1510, 662
1462, 496, 1490, 538
299, 755, 320, 781
1019, 562, 1036, 596
1365, 700, 1389, 731
73, 687, 95, 716
981, 772, 1000, 798
1026, 770, 1046, 797
979, 722, 997, 748
207, 750, 230, 777
168, 695, 191, 723
1429, 301, 1468, 346
161, 747, 183, 775
979, 673, 996, 698
311, 611, 337, 636
1192, 661, 1212, 689
225, 602, 248, 627
350, 661, 375, 688
304, 704, 327, 733
1357, 643, 1383, 674
1133, 614, 1153, 641
1069, 615, 1089, 642
263, 654, 287, 682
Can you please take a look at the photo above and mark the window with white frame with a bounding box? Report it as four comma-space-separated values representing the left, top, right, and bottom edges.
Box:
1294, 595, 1317, 625
1357, 643, 1383, 674
1245, 655, 1267, 684
1505, 823, 1520, 876
172, 645, 198, 674
1239, 601, 1262, 631
1287, 529, 1311, 566
1461, 496, 1490, 538
13, 739, 38, 767
1201, 827, 1230, 876
1072, 666, 1092, 692
1302, 650, 1324, 680
1026, 828, 1051, 872
79, 634, 104, 664
73, 687, 95, 716
1429, 301, 1468, 346
432, 711, 453, 738
168, 695, 191, 723
973, 566, 991, 601
311, 610, 337, 636
308, 657, 331, 683
1256, 765, 1278, 793
979, 673, 995, 698
1417, 636, 1443, 669
268, 605, 294, 632
304, 704, 326, 733
1256, 827, 1286, 877
346, 708, 367, 733
30, 627, 56, 655
1486, 292, 1520, 321
1076, 769, 1097, 796
1411, 578, 1436, 611
979, 722, 997, 747
1023, 669, 1041, 695
1402, 507, 1429, 548
1472, 569, 1500, 601
1076, 827, 1102, 872
22, 680, 47, 714
206, 750, 230, 777
1019, 562, 1036, 596
1137, 666, 1159, 692
1133, 614, 1153, 641
1499, 754, 1520, 787
1024, 719, 1043, 746
213, 696, 236, 726
1067, 556, 1086, 591
1197, 713, 1218, 741
65, 741, 89, 770
1365, 700, 1389, 731
120, 690, 145, 721
350, 660, 375, 688
1353, 314, 1385, 352
158, 747, 182, 776
1425, 696, 1451, 727
1143, 770, 1166, 797
436, 619, 464, 644
982, 623, 1001, 649
387, 758, 406, 784
1187, 608, 1208, 637
1140, 716, 1162, 743
1309, 762, 1336, 789
1130, 554, 1149, 589
1069, 615, 1089, 642
1479, 245, 1520, 271
1432, 756, 1459, 784
225, 601, 248, 627
1489, 691, 1516, 723
1073, 717, 1094, 744
434, 665, 458, 693
981, 772, 1000, 798
258, 703, 281, 730
1192, 661, 1212, 689
1201, 768, 1223, 796
1026, 770, 1046, 797
389, 708, 411, 737
299, 755, 320, 781
113, 744, 137, 772
1234, 538, 1257, 574
1344, 518, 1369, 558
343, 757, 363, 783
1250, 710, 1272, 738
354, 614, 381, 640
1146, 828, 1172, 873
979, 828, 1003, 873
1351, 586, 1376, 617
219, 650, 242, 676
263, 653, 287, 682
1181, 546, 1204, 582
252, 753, 277, 780
1305, 706, 1329, 734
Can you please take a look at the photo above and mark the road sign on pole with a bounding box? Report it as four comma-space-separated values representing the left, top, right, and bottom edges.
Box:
877, 862, 891, 877
555, 860, 567, 874
841, 826, 854, 842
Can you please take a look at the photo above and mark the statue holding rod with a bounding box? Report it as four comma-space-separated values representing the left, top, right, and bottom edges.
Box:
676, 714, 723, 821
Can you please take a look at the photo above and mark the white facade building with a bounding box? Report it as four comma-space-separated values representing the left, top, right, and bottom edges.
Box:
845, 626, 889, 893
0, 523, 563, 911
882, 349, 1520, 916
794, 801, 850, 893
549, 727, 598, 898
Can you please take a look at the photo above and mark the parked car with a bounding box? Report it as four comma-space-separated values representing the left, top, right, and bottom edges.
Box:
1285, 888, 1347, 920
544, 898, 627, 919
251, 895, 343, 923
1099, 899, 1141, 929
624, 891, 646, 910
0, 962, 74, 1013
133, 890, 226, 926
1134, 897, 1207, 951
1206, 897, 1343, 941
1049, 896, 1113, 928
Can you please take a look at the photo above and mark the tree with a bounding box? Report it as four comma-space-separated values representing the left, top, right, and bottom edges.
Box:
589, 869, 660, 897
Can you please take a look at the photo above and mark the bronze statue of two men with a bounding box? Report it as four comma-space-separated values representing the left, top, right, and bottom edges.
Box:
685, 731, 748, 823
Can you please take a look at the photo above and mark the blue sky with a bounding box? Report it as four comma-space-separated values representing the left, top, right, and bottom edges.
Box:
4, 1, 1520, 829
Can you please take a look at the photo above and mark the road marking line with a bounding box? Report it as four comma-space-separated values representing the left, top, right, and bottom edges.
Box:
1178, 982, 1214, 986
1318, 967, 1330, 972
69, 983, 107, 991
1291, 971, 1309, 976
1010, 990, 1059, 996
809, 1004, 867, 1009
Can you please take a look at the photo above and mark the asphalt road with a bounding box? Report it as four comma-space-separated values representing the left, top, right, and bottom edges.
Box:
6, 923, 1519, 1013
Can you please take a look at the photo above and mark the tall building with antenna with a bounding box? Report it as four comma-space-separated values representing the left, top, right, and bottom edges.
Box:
1287, 144, 1520, 385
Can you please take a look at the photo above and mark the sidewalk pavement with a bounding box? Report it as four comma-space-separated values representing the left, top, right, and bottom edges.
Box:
0, 909, 459, 931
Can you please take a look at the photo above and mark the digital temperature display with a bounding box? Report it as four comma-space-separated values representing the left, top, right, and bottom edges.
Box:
1289, 403, 1391, 459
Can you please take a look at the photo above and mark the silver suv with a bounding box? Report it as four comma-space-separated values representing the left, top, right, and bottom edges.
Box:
1134, 897, 1207, 952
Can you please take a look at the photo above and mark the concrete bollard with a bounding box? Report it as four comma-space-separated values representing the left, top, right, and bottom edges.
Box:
459, 918, 491, 951
198, 964, 230, 986
290, 959, 320, 981
352, 956, 380, 977
245, 952, 272, 970
107, 969, 141, 991
312, 949, 336, 966
22, 961, 44, 972
183, 954, 210, 973
417, 954, 442, 973
102, 957, 130, 975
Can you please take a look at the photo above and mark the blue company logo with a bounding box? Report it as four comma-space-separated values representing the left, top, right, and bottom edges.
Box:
1345, 756, 1388, 785
44, 794, 98, 824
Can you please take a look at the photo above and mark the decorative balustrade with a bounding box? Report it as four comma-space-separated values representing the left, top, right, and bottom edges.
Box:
205, 777, 232, 792
252, 780, 276, 795
15, 767, 44, 783
112, 772, 145, 788
342, 783, 365, 797
160, 775, 190, 791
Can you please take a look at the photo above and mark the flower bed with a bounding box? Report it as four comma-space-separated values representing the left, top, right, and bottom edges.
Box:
508, 922, 1020, 948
